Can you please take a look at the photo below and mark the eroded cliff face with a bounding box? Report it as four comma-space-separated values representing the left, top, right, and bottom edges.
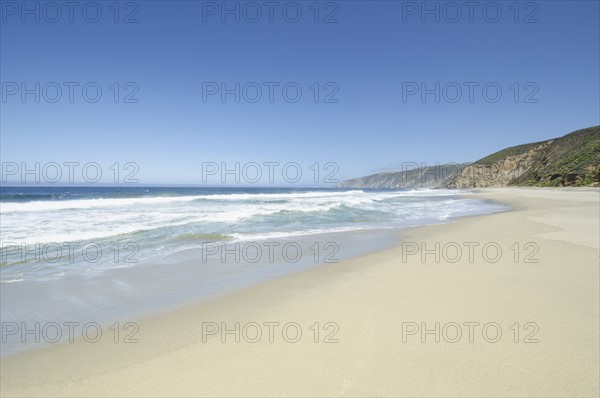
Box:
448, 141, 555, 188
338, 126, 600, 189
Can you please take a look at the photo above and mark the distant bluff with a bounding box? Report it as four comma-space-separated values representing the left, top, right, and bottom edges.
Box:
337, 126, 600, 189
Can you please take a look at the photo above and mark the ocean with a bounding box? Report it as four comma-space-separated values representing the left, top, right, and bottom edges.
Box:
0, 186, 509, 356
1, 186, 509, 283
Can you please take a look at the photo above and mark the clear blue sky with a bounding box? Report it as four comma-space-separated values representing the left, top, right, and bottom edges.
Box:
1, 0, 599, 185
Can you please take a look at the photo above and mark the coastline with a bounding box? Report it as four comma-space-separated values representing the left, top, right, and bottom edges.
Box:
0, 227, 402, 358
0, 189, 505, 358
1, 187, 598, 397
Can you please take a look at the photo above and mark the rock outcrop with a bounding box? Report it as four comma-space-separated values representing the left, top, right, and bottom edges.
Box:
337, 126, 600, 189
450, 126, 599, 188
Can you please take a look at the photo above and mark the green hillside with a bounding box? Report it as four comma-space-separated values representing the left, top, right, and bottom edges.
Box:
474, 126, 600, 187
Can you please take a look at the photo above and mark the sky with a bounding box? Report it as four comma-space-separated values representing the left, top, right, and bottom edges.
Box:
1, 0, 599, 186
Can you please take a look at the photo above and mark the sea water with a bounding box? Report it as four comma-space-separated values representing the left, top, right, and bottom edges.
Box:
0, 186, 509, 356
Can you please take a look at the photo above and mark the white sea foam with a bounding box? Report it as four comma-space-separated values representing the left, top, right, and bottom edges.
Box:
0, 188, 508, 283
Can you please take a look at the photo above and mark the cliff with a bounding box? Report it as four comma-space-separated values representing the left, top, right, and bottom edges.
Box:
336, 164, 470, 189
450, 126, 599, 187
337, 126, 600, 189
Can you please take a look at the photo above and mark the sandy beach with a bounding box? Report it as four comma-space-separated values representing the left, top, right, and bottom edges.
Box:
1, 187, 598, 397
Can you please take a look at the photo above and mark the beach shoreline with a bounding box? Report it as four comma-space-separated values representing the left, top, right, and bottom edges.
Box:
0, 227, 403, 358
0, 188, 506, 358
1, 187, 598, 397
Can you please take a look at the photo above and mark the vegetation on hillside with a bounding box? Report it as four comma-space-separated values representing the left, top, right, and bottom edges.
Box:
473, 126, 600, 187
